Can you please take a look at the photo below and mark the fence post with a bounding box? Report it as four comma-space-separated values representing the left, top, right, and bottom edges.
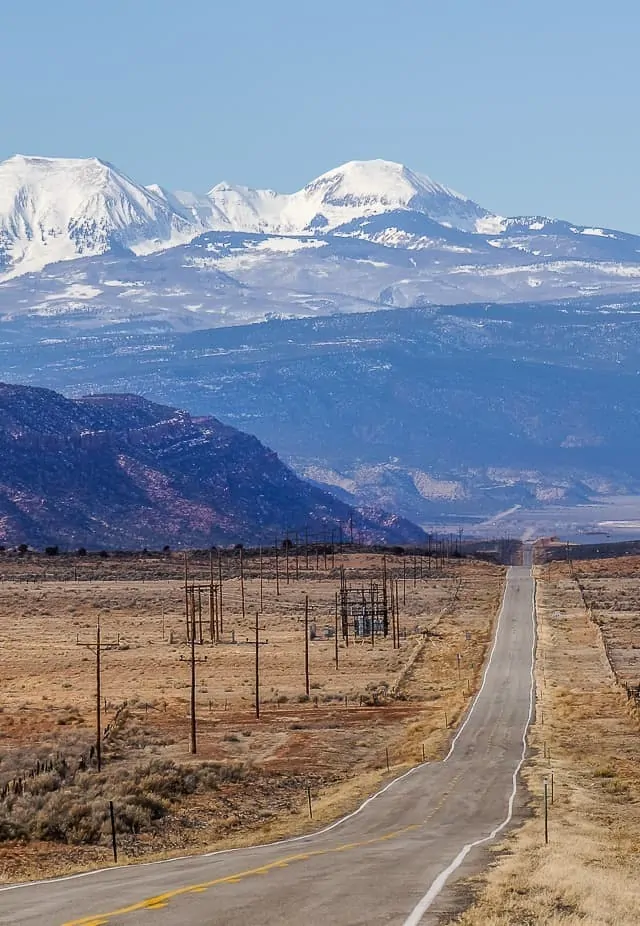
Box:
109, 800, 118, 863
544, 778, 549, 844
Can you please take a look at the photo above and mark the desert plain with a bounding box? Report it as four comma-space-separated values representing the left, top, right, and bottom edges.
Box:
0, 548, 503, 884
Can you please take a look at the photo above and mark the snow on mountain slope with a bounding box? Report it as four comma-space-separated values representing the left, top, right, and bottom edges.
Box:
149, 184, 233, 231
0, 156, 196, 278
2, 153, 640, 301
206, 182, 290, 233
285, 159, 496, 233
206, 159, 496, 235
0, 155, 502, 279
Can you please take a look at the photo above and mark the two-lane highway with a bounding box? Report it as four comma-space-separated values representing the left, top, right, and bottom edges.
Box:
0, 566, 535, 926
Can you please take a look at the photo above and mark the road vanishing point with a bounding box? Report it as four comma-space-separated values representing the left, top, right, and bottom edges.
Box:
1, 565, 536, 926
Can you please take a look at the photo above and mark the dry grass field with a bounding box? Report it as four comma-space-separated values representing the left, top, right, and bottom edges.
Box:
0, 549, 503, 883
452, 556, 640, 926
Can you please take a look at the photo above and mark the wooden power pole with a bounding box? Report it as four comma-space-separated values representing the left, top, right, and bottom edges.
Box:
76, 622, 119, 772
96, 624, 102, 770
218, 550, 224, 634
334, 591, 339, 670
255, 611, 260, 719
190, 605, 197, 754
304, 593, 310, 697
240, 546, 246, 621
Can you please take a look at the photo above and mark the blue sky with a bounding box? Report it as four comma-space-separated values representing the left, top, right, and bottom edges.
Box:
3, 0, 639, 230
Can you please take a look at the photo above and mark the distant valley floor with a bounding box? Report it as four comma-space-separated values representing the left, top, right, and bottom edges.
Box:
430, 495, 640, 544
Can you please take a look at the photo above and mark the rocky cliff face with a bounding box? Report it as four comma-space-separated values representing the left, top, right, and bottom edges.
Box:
0, 384, 424, 549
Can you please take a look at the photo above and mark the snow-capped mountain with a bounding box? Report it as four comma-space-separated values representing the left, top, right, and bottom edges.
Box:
0, 155, 198, 278
2, 153, 640, 318
204, 160, 496, 235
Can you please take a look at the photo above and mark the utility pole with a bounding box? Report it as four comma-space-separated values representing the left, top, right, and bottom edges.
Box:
334, 591, 339, 670
197, 587, 204, 644
96, 624, 102, 770
184, 552, 190, 641
190, 600, 197, 754
391, 579, 397, 649
218, 550, 224, 634
285, 534, 290, 585
304, 593, 310, 698
76, 622, 119, 771
382, 557, 388, 644
275, 537, 280, 596
255, 611, 260, 720
209, 550, 217, 642
259, 546, 264, 612
372, 589, 377, 647
240, 546, 246, 621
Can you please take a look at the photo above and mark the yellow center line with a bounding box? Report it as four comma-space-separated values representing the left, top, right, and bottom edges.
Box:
61, 824, 422, 926
421, 772, 462, 822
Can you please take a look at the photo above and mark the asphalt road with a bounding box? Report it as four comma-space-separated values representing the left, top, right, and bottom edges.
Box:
1, 565, 535, 926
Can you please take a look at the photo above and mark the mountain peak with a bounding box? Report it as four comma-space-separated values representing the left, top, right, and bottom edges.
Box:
202, 158, 493, 236
5, 153, 115, 177
0, 154, 195, 278
287, 157, 490, 233
308, 158, 453, 197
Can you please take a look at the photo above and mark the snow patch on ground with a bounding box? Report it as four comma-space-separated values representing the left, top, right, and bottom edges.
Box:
40, 284, 102, 302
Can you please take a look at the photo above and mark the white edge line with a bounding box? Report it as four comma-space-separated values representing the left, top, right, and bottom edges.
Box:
0, 566, 517, 897
401, 567, 537, 926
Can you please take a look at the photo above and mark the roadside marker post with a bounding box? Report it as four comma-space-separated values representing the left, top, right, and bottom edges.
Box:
109, 800, 118, 863
544, 778, 549, 844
